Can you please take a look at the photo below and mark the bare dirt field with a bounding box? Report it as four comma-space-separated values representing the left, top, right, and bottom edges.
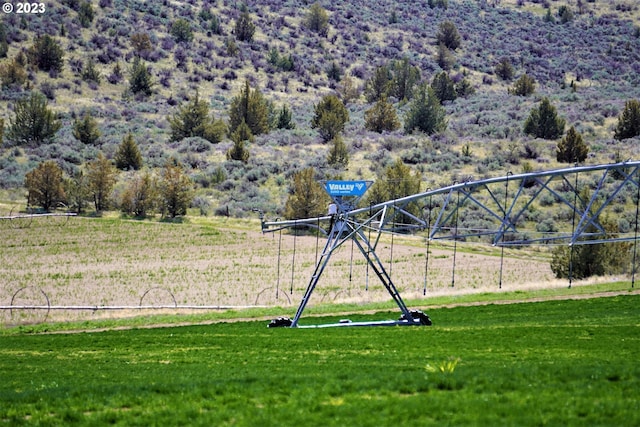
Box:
0, 215, 631, 325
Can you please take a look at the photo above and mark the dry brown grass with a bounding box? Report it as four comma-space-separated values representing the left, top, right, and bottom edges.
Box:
501, 0, 640, 23
0, 215, 619, 325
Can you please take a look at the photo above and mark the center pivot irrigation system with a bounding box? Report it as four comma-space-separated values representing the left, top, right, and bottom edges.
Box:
260, 161, 640, 328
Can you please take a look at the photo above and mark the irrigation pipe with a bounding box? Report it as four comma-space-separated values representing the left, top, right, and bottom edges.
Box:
2, 305, 270, 311
0, 212, 77, 220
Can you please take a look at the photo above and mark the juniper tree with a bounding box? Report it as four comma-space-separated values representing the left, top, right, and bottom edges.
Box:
436, 43, 455, 70
338, 75, 360, 104
128, 57, 154, 96
109, 62, 123, 84
428, 0, 448, 8
431, 72, 457, 104
304, 2, 329, 36
73, 113, 101, 145
228, 80, 270, 136
495, 57, 515, 81
558, 5, 574, 24
365, 159, 421, 224
436, 20, 461, 50
171, 18, 194, 43
327, 135, 349, 168
550, 193, 630, 279
278, 53, 294, 71
326, 61, 342, 82
86, 153, 118, 212
267, 47, 280, 67
390, 57, 420, 102
169, 92, 227, 143
367, 159, 421, 204
25, 160, 66, 211
130, 32, 152, 56
81, 58, 101, 83
284, 167, 330, 220
65, 170, 90, 214
311, 94, 349, 142
226, 139, 250, 164
364, 66, 391, 103
225, 38, 239, 56
455, 78, 475, 98
78, 1, 95, 28
614, 99, 640, 140
0, 22, 7, 58
509, 73, 536, 96
210, 15, 222, 35
234, 9, 255, 42
364, 96, 400, 133
544, 8, 555, 23
556, 126, 588, 163
28, 35, 64, 74
0, 57, 28, 88
276, 105, 295, 130
523, 97, 565, 140
120, 170, 158, 217
159, 159, 194, 218
199, 6, 213, 21
7, 92, 61, 146
115, 133, 143, 170
404, 84, 447, 135
227, 120, 252, 163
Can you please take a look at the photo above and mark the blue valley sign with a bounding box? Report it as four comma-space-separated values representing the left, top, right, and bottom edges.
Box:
324, 180, 371, 197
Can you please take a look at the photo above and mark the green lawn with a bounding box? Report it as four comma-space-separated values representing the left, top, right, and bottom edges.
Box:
1, 295, 639, 426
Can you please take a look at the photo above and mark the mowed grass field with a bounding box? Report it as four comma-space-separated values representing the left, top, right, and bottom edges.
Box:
0, 296, 639, 426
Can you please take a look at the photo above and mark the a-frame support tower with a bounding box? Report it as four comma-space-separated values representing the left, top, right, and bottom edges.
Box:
262, 180, 431, 328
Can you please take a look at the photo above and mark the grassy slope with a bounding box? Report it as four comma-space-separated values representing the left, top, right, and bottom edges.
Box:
0, 295, 639, 426
0, 0, 639, 215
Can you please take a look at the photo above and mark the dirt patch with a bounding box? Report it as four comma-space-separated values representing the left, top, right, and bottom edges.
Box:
2, 218, 637, 331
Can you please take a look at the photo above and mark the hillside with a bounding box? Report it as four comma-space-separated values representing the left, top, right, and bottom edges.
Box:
0, 0, 639, 217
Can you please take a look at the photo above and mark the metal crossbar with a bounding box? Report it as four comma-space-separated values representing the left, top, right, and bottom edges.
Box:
266, 161, 640, 246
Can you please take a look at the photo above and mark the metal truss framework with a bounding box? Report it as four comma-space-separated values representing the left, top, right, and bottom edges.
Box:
262, 161, 640, 327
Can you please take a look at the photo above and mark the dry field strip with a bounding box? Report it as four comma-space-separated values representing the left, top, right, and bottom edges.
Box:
0, 215, 615, 324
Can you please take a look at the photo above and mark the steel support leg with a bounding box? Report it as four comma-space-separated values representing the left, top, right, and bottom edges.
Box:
290, 214, 418, 327
290, 218, 347, 327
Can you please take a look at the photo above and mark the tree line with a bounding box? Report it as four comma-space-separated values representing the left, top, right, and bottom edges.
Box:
5, 81, 640, 216
25, 153, 193, 218
4, 68, 638, 167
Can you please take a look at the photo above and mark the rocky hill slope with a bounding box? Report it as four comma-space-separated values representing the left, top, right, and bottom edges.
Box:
0, 0, 639, 216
